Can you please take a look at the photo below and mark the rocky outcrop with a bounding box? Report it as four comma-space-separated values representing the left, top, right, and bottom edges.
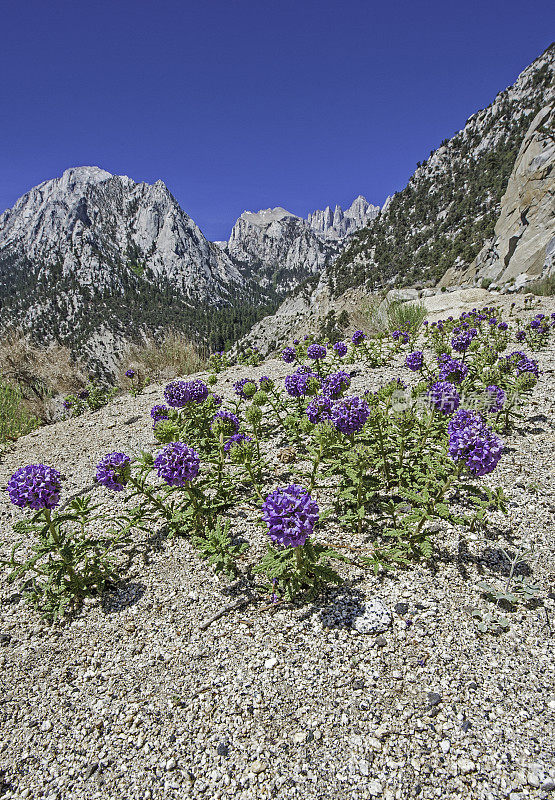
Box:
442, 103, 555, 290
225, 196, 379, 293
307, 196, 379, 240
329, 44, 554, 293
226, 208, 335, 292
0, 166, 242, 302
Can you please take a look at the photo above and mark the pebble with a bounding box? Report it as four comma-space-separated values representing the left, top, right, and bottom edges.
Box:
352, 598, 392, 634
458, 758, 476, 774
264, 657, 278, 669
251, 760, 267, 774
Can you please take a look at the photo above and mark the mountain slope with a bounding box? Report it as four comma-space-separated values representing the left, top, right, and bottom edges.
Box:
0, 167, 270, 367
223, 196, 379, 293
445, 102, 554, 289
329, 43, 554, 294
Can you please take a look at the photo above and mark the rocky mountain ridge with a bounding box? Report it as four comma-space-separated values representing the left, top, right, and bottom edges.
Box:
329, 42, 554, 294
223, 195, 379, 292
0, 173, 378, 364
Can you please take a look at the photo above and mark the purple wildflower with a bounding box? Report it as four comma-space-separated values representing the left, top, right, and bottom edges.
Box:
95, 452, 131, 492
498, 322, 508, 331
333, 341, 348, 357
352, 330, 366, 345
321, 370, 351, 399
211, 409, 240, 435
307, 343, 327, 361
485, 385, 505, 413
427, 381, 460, 414
223, 433, 253, 453
284, 369, 320, 397
7, 464, 62, 510
281, 347, 296, 364
515, 330, 526, 342
437, 354, 469, 383
125, 369, 135, 378
150, 404, 170, 422
164, 379, 209, 407
447, 410, 503, 476
331, 395, 370, 435
306, 395, 333, 424
261, 484, 319, 548
154, 442, 200, 486
259, 376, 274, 391
451, 329, 475, 352
405, 351, 424, 372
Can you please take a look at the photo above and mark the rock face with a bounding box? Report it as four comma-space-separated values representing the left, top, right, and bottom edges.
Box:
225, 196, 379, 292
0, 167, 251, 367
307, 196, 379, 240
226, 208, 335, 292
329, 43, 554, 293
443, 104, 555, 290
0, 166, 241, 302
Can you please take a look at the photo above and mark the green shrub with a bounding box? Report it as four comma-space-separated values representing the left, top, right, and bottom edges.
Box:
527, 275, 555, 296
481, 277, 493, 289
387, 300, 427, 333
0, 379, 40, 443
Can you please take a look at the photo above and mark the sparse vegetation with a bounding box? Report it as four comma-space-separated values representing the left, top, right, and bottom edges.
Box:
527, 274, 555, 296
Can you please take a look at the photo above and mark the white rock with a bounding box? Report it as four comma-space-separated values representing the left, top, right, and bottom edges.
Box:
458, 758, 476, 774
353, 598, 392, 634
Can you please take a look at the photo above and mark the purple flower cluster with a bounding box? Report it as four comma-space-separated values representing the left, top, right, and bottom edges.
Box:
352, 330, 366, 345
284, 369, 320, 397
447, 409, 503, 476
333, 341, 348, 357
485, 385, 505, 413
307, 343, 327, 361
7, 464, 63, 510
211, 409, 240, 435
154, 442, 200, 486
262, 484, 319, 548
150, 404, 170, 422
234, 378, 257, 399
223, 433, 253, 453
306, 395, 333, 424
259, 376, 274, 391
405, 351, 424, 372
427, 381, 460, 414
331, 395, 370, 435
164, 379, 209, 407
391, 330, 409, 344
125, 369, 135, 378
96, 452, 131, 491
281, 347, 296, 364
437, 354, 469, 383
321, 370, 351, 399
451, 330, 475, 352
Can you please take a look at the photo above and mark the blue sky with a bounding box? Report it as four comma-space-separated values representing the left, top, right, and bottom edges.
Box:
1, 0, 552, 240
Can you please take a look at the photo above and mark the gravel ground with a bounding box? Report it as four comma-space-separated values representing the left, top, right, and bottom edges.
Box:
0, 296, 554, 800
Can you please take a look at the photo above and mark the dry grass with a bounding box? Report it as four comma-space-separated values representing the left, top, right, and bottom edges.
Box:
116, 331, 206, 386
0, 331, 87, 421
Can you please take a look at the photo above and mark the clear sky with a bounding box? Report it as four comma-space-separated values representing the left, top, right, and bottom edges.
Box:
1, 0, 552, 240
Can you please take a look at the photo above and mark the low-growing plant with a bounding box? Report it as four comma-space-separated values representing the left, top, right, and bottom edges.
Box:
387, 299, 428, 334
5, 302, 552, 618
3, 467, 133, 618
0, 379, 40, 443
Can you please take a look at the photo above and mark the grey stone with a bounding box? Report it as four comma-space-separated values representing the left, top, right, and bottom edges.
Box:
352, 599, 392, 634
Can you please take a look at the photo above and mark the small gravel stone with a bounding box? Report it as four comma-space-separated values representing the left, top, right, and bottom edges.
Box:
352, 598, 391, 634
251, 760, 267, 774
